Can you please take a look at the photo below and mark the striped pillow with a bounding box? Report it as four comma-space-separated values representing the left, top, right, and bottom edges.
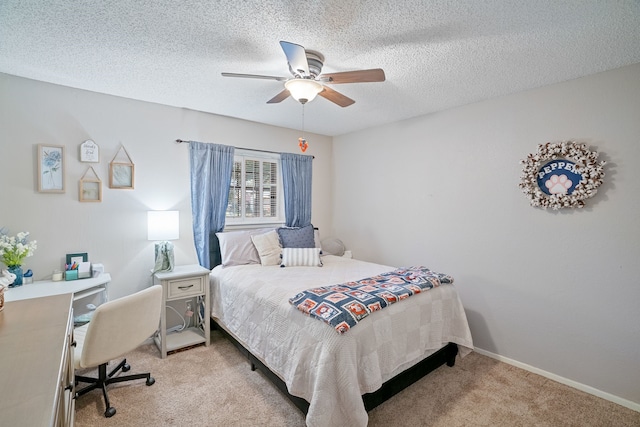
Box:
280, 248, 323, 267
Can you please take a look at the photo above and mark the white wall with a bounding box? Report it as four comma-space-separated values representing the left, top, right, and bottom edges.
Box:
0, 73, 333, 299
332, 63, 640, 406
2, 64, 638, 408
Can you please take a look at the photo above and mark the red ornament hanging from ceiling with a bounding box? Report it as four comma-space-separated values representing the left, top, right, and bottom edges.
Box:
298, 138, 308, 152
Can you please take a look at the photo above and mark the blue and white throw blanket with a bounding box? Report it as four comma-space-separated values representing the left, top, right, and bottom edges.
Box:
289, 266, 453, 334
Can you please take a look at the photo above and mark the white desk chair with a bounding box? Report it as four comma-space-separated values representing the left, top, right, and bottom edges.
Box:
74, 285, 162, 418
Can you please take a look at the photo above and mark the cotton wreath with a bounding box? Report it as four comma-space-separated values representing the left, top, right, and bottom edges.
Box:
519, 141, 606, 210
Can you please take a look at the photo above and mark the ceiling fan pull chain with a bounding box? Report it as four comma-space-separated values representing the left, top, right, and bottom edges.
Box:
298, 105, 309, 153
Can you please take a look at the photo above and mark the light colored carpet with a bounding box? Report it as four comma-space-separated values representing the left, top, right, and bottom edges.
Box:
75, 331, 639, 426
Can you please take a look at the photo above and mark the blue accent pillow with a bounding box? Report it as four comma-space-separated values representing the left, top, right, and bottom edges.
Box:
277, 224, 315, 248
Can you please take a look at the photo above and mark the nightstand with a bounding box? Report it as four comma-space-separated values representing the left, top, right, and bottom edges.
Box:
153, 264, 210, 358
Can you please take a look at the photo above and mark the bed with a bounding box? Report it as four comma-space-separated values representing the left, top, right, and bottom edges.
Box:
208, 227, 473, 427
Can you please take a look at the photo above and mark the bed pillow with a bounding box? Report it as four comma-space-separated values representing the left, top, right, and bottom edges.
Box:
277, 224, 316, 248
251, 230, 282, 266
216, 228, 273, 267
280, 247, 323, 267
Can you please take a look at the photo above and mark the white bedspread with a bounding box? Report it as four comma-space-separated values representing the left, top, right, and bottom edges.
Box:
210, 255, 473, 427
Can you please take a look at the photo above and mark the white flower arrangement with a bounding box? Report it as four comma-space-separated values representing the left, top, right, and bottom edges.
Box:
519, 141, 606, 210
0, 230, 37, 267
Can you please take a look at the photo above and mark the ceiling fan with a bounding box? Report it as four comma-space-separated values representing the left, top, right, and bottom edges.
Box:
221, 41, 385, 107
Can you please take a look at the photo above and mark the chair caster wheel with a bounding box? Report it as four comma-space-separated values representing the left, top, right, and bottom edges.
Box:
105, 407, 116, 418
122, 363, 131, 372
146, 376, 155, 386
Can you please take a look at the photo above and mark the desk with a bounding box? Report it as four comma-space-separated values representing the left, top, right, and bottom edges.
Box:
0, 294, 75, 426
5, 274, 110, 317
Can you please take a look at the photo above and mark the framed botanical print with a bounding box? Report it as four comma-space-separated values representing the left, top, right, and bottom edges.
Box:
37, 144, 65, 193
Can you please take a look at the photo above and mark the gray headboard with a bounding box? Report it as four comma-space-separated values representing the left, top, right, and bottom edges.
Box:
209, 232, 222, 269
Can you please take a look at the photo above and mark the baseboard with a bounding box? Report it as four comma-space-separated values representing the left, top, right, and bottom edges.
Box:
473, 347, 640, 413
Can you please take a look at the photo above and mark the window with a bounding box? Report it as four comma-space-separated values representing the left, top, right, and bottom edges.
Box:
226, 151, 283, 224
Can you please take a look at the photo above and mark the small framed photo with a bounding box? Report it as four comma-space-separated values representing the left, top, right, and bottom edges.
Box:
109, 145, 135, 189
66, 252, 88, 266
37, 144, 65, 193
80, 139, 100, 163
79, 166, 102, 202
109, 163, 134, 189
80, 179, 102, 202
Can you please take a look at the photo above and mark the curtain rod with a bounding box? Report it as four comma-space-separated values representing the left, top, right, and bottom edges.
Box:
176, 139, 314, 158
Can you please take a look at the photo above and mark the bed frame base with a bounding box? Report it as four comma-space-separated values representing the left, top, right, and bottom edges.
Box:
211, 318, 458, 414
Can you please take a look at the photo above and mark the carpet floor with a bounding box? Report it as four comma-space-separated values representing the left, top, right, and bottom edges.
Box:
74, 331, 639, 426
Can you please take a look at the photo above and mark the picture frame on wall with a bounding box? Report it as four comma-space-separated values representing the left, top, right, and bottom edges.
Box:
109, 163, 134, 188
80, 181, 101, 201
79, 166, 102, 202
109, 145, 135, 189
37, 144, 65, 193
80, 139, 100, 163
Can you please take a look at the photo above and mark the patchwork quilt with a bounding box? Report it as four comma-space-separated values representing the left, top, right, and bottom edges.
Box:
289, 266, 453, 333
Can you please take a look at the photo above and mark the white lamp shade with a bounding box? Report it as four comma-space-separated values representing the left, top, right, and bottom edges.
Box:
147, 211, 180, 241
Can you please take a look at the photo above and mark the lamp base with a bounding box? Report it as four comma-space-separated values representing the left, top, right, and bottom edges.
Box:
152, 241, 175, 273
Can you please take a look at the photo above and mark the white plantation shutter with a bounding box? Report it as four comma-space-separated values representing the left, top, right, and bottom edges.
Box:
245, 159, 260, 217
226, 159, 242, 218
262, 160, 277, 218
225, 152, 283, 224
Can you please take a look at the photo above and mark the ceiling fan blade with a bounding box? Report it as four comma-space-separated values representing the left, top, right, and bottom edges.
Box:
318, 86, 355, 107
267, 89, 291, 104
319, 68, 386, 84
279, 41, 310, 77
221, 72, 288, 81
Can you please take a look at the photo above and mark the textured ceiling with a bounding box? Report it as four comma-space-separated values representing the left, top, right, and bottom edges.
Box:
1, 1, 640, 136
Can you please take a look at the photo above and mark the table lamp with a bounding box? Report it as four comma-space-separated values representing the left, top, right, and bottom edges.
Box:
148, 210, 179, 272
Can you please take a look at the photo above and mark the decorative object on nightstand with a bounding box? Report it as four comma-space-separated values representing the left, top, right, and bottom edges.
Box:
148, 211, 179, 273
153, 264, 210, 358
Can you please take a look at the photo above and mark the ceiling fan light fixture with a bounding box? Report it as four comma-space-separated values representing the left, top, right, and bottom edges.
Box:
284, 79, 323, 104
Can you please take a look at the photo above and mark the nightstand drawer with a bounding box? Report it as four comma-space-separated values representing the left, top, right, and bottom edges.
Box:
167, 277, 204, 299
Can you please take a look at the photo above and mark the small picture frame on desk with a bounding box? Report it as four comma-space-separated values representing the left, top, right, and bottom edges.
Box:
66, 253, 88, 266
